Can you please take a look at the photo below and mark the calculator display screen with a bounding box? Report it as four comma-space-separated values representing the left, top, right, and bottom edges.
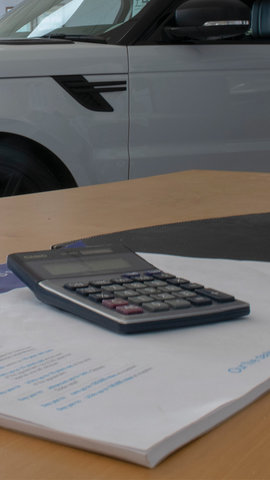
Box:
42, 257, 131, 276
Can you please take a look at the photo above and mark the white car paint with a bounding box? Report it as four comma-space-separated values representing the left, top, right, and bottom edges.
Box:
128, 43, 270, 177
0, 0, 268, 196
0, 43, 129, 185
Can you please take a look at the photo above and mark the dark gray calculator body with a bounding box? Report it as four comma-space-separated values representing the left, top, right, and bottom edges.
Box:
7, 244, 250, 334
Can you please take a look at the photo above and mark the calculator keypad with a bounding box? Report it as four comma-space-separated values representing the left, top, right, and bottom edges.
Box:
64, 270, 235, 317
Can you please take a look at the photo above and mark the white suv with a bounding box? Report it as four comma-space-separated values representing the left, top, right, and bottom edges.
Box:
0, 0, 266, 196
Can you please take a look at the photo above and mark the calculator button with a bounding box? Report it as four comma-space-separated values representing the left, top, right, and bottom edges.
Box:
118, 289, 140, 298
145, 269, 161, 276
128, 295, 153, 304
128, 282, 145, 289
102, 298, 128, 309
134, 274, 152, 282
88, 292, 114, 303
89, 279, 112, 287
142, 301, 170, 312
161, 285, 182, 293
115, 305, 144, 315
152, 272, 175, 280
174, 290, 196, 299
197, 288, 235, 302
166, 278, 189, 285
102, 284, 125, 292
165, 299, 191, 309
110, 277, 133, 284
64, 281, 90, 290
147, 280, 168, 287
139, 287, 160, 295
122, 272, 140, 278
144, 268, 162, 277
182, 283, 204, 291
76, 286, 101, 295
188, 296, 212, 306
151, 293, 176, 301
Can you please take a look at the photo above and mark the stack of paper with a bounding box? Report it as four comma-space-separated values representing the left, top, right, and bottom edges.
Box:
0, 254, 269, 467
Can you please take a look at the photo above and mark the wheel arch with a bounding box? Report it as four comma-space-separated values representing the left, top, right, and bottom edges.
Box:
0, 132, 77, 190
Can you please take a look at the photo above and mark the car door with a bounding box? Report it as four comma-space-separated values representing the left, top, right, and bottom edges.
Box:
127, 0, 270, 178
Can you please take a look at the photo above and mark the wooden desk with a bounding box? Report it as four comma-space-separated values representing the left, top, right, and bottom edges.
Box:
1, 170, 270, 480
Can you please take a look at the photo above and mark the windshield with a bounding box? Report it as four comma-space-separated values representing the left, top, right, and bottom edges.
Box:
0, 0, 152, 40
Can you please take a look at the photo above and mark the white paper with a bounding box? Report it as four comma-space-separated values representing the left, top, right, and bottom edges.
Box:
0, 254, 269, 467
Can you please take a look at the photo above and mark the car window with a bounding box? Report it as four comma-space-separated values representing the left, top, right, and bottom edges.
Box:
0, 0, 152, 39
29, 0, 123, 38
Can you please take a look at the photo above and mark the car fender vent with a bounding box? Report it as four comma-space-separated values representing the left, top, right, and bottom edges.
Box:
53, 75, 127, 112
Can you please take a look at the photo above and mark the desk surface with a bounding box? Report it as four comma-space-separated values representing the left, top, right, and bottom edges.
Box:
1, 170, 270, 480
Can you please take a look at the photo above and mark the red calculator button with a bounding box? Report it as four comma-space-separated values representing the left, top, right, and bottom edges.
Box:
115, 305, 144, 315
102, 298, 128, 309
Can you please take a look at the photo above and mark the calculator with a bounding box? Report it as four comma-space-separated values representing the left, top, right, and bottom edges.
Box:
7, 243, 250, 334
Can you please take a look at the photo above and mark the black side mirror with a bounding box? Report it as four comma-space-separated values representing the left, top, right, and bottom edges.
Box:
166, 0, 250, 41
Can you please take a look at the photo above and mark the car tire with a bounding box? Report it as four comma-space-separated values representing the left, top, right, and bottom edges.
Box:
0, 142, 62, 197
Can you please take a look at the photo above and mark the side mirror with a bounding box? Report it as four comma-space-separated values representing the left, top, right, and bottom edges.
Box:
166, 0, 250, 41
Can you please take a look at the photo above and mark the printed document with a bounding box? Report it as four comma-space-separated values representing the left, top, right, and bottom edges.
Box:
0, 254, 269, 467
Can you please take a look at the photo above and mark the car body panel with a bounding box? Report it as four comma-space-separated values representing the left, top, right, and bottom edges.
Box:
128, 43, 270, 178
0, 44, 129, 185
0, 42, 128, 77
